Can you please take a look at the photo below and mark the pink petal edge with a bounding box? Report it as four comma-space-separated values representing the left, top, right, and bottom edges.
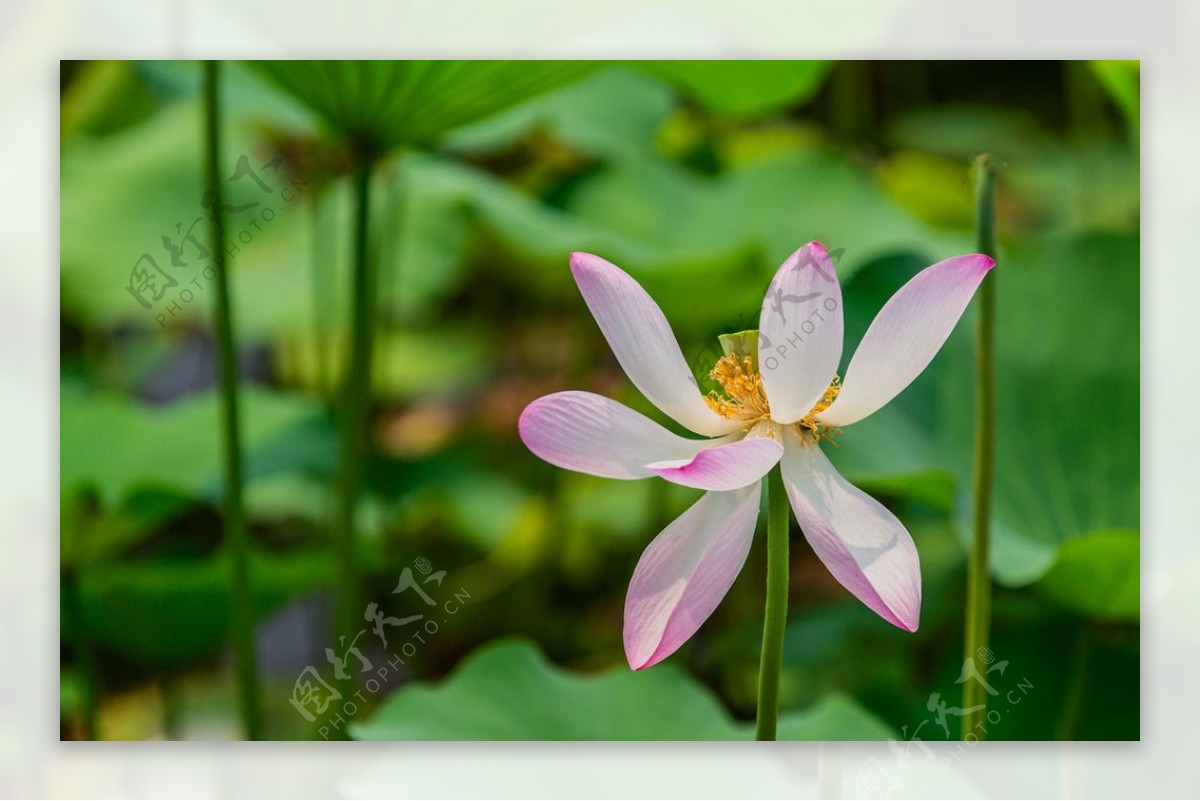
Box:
779, 429, 921, 632
624, 485, 762, 670
818, 253, 995, 428
645, 437, 782, 491
570, 252, 741, 438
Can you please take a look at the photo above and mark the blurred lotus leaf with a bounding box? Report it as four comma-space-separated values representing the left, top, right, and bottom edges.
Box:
350, 638, 894, 740
248, 61, 600, 150
71, 550, 330, 669
632, 61, 834, 119
61, 384, 321, 507
1035, 529, 1139, 621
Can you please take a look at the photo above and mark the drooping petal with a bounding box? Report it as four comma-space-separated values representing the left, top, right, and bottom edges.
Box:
779, 429, 921, 631
646, 437, 782, 491
519, 391, 696, 479
570, 252, 742, 437
519, 391, 776, 490
624, 484, 761, 670
817, 254, 995, 427
758, 242, 844, 424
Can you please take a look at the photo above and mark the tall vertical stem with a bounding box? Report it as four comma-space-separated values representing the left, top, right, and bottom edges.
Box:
755, 465, 790, 741
332, 147, 377, 667
309, 190, 332, 404
204, 60, 261, 740
962, 155, 998, 739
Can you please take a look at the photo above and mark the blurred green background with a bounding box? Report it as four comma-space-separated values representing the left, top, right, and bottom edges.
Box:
59, 60, 1139, 741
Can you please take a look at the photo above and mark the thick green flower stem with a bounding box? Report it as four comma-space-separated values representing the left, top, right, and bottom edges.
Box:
755, 465, 790, 741
204, 60, 262, 741
962, 155, 998, 739
332, 146, 378, 695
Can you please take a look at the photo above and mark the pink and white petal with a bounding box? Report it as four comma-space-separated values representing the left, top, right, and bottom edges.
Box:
780, 429, 921, 631
646, 437, 782, 491
758, 242, 844, 424
818, 254, 995, 427
624, 484, 761, 670
571, 253, 742, 437
519, 391, 719, 480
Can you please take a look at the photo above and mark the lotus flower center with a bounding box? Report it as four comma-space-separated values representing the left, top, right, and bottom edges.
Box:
704, 354, 769, 421
704, 353, 842, 443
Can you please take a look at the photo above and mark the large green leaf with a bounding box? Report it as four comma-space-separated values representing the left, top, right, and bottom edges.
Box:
74, 549, 330, 668
563, 148, 962, 274
950, 232, 1140, 584
632, 61, 833, 119
61, 86, 954, 339
440, 145, 962, 332
350, 638, 893, 740
446, 66, 677, 161
248, 61, 599, 150
60, 97, 326, 337
810, 233, 1139, 587
1035, 529, 1139, 621
61, 383, 320, 506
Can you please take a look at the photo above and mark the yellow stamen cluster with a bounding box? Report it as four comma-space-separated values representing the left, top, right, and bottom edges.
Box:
704, 354, 770, 422
796, 375, 842, 445
703, 353, 842, 445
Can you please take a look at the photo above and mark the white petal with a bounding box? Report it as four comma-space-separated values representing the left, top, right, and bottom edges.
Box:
818, 254, 995, 427
624, 483, 761, 669
571, 252, 742, 437
520, 391, 774, 490
780, 429, 921, 631
758, 242, 844, 424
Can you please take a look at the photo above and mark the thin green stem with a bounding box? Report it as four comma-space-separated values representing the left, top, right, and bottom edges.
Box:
962, 155, 998, 739
332, 146, 377, 679
374, 164, 403, 392
755, 465, 790, 741
309, 190, 332, 404
204, 60, 262, 741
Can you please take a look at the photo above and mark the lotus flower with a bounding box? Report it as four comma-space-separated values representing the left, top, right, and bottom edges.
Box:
519, 244, 995, 669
